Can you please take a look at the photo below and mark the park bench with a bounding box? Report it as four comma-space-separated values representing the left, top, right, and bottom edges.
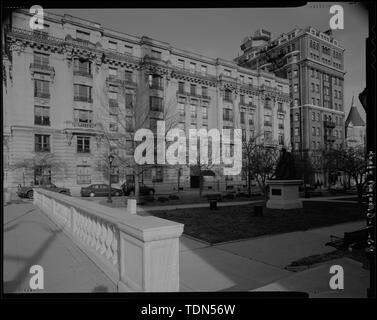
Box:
326, 228, 369, 250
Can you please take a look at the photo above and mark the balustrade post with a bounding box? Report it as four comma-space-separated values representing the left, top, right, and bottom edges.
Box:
117, 220, 183, 292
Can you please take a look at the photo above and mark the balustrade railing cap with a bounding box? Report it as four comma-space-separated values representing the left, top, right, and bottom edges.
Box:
35, 188, 183, 242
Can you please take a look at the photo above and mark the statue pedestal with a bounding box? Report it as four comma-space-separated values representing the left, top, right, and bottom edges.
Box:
266, 180, 303, 210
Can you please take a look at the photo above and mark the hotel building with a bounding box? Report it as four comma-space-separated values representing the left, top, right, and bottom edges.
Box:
235, 28, 346, 185
3, 10, 290, 196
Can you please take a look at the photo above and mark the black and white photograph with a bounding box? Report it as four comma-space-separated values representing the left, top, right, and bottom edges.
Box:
1, 1, 375, 304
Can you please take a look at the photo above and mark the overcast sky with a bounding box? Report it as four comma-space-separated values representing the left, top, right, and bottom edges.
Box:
48, 2, 368, 120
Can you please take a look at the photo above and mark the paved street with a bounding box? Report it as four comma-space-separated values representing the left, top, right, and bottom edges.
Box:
3, 200, 369, 296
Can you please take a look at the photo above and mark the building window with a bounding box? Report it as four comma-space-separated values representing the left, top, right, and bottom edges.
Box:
34, 79, 50, 98
33, 52, 49, 66
202, 86, 208, 97
178, 103, 185, 117
202, 106, 208, 120
294, 113, 299, 121
264, 114, 272, 127
294, 127, 299, 136
240, 111, 245, 124
264, 131, 272, 143
74, 109, 93, 124
109, 115, 118, 132
77, 165, 91, 184
240, 94, 245, 105
190, 84, 197, 96
190, 62, 196, 73
35, 134, 50, 152
109, 67, 117, 77
74, 58, 91, 76
278, 102, 283, 112
34, 106, 50, 126
316, 127, 320, 136
201, 65, 207, 75
150, 74, 163, 90
294, 84, 298, 93
124, 45, 133, 54
34, 166, 51, 186
178, 82, 185, 93
125, 93, 133, 109
190, 105, 197, 120
77, 136, 90, 153
178, 59, 185, 69
76, 30, 90, 41
224, 90, 232, 102
278, 134, 284, 145
312, 126, 316, 136
224, 69, 231, 77
124, 70, 133, 82
109, 41, 117, 51
278, 118, 284, 129
74, 84, 92, 102
153, 167, 163, 182
149, 96, 163, 112
293, 70, 298, 78
151, 50, 162, 59
223, 108, 233, 121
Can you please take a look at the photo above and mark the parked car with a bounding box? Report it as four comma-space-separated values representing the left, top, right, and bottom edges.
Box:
17, 184, 71, 199
121, 182, 155, 196
80, 184, 123, 197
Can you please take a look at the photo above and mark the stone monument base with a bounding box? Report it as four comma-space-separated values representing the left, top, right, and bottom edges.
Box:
266, 180, 303, 210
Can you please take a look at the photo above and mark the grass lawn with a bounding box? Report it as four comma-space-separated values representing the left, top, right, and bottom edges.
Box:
150, 201, 364, 244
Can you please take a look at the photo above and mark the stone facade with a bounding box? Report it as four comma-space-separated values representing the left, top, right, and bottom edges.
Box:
3, 10, 290, 196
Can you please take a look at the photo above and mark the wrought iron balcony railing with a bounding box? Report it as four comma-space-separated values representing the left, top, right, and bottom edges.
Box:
264, 121, 272, 127
74, 96, 93, 103
74, 68, 92, 78
34, 91, 50, 99
30, 63, 54, 73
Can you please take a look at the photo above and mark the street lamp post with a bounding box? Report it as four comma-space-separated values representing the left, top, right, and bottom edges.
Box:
107, 154, 115, 203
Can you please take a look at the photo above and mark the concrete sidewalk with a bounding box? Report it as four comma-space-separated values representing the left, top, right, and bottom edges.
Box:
3, 201, 368, 295
3, 202, 117, 293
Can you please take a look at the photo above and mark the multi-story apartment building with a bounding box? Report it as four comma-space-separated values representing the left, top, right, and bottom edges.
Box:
3, 10, 290, 196
235, 28, 346, 184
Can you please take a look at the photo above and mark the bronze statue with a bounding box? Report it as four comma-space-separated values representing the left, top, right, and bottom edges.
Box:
274, 147, 297, 180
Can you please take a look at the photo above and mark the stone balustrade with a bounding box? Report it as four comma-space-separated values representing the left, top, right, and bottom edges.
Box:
33, 188, 183, 292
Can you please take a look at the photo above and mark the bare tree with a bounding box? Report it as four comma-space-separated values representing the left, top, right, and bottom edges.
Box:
95, 73, 179, 198
323, 145, 367, 204
9, 153, 66, 186
241, 132, 279, 199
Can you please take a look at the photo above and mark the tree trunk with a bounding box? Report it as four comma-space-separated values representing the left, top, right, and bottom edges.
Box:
356, 184, 363, 205
199, 172, 203, 197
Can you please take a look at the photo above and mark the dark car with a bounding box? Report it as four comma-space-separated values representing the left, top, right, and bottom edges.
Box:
121, 182, 155, 196
17, 184, 71, 199
80, 184, 123, 197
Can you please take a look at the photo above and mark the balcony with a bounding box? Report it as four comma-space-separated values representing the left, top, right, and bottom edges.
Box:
106, 75, 137, 87
324, 120, 336, 128
109, 99, 119, 108
150, 83, 163, 91
74, 96, 93, 103
34, 91, 50, 99
73, 67, 92, 78
264, 121, 272, 127
30, 63, 54, 74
